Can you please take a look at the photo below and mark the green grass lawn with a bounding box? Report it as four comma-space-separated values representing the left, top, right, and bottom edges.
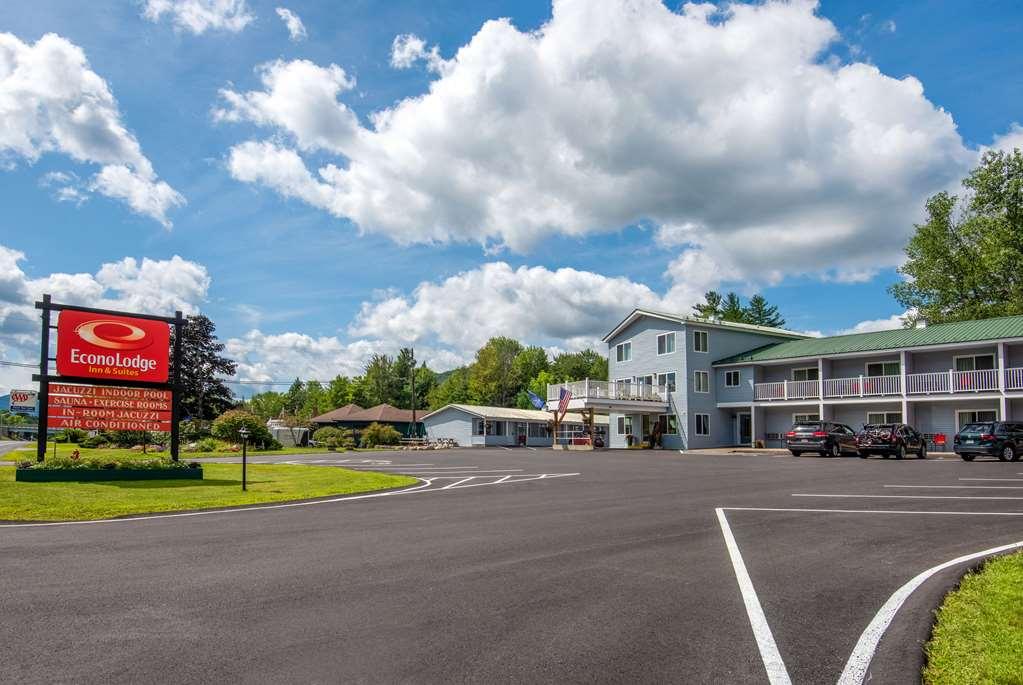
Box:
923, 551, 1023, 684
0, 463, 417, 521
2, 443, 392, 462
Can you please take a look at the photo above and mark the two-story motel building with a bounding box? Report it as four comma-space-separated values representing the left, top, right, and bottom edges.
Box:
548, 309, 1023, 450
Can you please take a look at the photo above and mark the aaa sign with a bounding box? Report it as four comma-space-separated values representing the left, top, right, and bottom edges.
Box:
56, 310, 170, 383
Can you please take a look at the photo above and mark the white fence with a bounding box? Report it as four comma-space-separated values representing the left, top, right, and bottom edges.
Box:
1006, 367, 1023, 391
547, 379, 666, 403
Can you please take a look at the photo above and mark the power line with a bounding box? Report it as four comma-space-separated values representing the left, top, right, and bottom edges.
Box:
0, 360, 37, 368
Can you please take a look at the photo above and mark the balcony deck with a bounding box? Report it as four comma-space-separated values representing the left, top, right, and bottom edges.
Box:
547, 380, 669, 414
752, 368, 1023, 402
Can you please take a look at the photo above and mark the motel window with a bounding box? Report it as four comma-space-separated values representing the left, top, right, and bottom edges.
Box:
693, 370, 710, 393
867, 411, 903, 425
792, 367, 819, 382
617, 416, 633, 435
528, 423, 551, 438
636, 374, 654, 387
725, 370, 741, 387
657, 414, 678, 435
793, 413, 820, 424
693, 330, 709, 353
695, 414, 710, 436
657, 372, 676, 392
657, 332, 676, 355
616, 341, 632, 362
957, 410, 998, 430
954, 354, 995, 371
866, 361, 900, 377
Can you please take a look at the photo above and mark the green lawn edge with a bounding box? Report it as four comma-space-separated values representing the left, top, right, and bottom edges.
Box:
2, 443, 396, 462
0, 463, 418, 522
923, 551, 1023, 685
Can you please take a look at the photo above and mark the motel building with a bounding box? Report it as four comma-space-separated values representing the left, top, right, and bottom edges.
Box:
546, 309, 1023, 450
421, 404, 608, 448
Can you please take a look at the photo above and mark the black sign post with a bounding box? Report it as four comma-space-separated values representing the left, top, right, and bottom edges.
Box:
33, 296, 187, 463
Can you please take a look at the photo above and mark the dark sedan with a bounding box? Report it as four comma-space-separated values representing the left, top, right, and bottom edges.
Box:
955, 421, 1023, 461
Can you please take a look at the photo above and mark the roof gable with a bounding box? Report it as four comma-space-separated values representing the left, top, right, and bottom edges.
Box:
602, 308, 808, 343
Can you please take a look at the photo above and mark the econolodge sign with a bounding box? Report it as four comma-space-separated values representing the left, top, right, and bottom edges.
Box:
55, 309, 170, 383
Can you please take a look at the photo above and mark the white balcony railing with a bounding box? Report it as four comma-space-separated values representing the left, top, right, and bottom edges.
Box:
547, 379, 667, 403
952, 369, 999, 392
753, 381, 786, 401
906, 371, 948, 394
820, 374, 901, 398
788, 379, 821, 399
1006, 367, 1023, 391
906, 370, 1000, 394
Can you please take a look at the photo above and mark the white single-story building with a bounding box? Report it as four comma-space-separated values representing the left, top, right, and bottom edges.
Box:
422, 404, 609, 447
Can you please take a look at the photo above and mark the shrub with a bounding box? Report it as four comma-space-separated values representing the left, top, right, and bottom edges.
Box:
312, 426, 343, 444
360, 422, 401, 448
211, 409, 273, 447
195, 437, 219, 452
54, 428, 87, 443
324, 437, 338, 450
179, 419, 211, 442
264, 438, 283, 451
80, 435, 106, 449
108, 430, 151, 448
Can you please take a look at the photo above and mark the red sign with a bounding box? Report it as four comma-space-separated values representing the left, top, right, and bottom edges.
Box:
49, 383, 171, 401
48, 395, 171, 412
48, 406, 171, 422
47, 416, 172, 432
56, 310, 170, 383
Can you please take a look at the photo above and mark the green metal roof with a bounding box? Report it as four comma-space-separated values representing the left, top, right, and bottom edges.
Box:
713, 315, 1023, 365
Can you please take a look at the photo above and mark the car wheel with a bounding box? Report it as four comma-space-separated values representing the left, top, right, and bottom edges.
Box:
918, 444, 927, 459
896, 444, 906, 460
789, 450, 801, 457
960, 453, 975, 462
1000, 445, 1014, 462
831, 443, 842, 458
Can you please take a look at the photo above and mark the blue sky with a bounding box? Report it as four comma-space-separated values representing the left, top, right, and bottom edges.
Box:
0, 0, 1021, 392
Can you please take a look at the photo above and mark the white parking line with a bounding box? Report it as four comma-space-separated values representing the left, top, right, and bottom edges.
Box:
441, 477, 476, 489
960, 477, 1023, 482
837, 538, 1023, 685
793, 493, 1023, 500
884, 484, 1023, 489
724, 506, 1023, 517
715, 508, 792, 685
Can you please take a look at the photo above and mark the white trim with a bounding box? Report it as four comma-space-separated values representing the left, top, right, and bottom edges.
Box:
735, 411, 751, 444
695, 413, 710, 436
693, 370, 710, 393
952, 352, 996, 372
616, 415, 633, 435
602, 308, 806, 343
955, 408, 999, 432
614, 339, 633, 363
725, 370, 741, 387
791, 366, 819, 381
656, 331, 676, 356
693, 329, 710, 354
792, 412, 820, 423
660, 413, 679, 435
864, 360, 900, 377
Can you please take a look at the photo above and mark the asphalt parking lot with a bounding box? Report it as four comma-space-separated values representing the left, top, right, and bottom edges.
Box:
3, 448, 1022, 684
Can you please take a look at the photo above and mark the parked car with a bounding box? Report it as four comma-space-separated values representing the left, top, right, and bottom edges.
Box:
786, 421, 858, 457
856, 423, 927, 459
954, 421, 1023, 461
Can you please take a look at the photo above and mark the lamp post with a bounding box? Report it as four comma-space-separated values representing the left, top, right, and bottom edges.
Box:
238, 426, 249, 491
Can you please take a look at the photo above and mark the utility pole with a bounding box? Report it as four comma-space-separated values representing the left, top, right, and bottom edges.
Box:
410, 347, 417, 438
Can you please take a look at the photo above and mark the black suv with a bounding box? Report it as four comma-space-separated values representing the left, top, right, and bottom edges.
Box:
856, 423, 927, 459
955, 421, 1023, 461
786, 421, 858, 457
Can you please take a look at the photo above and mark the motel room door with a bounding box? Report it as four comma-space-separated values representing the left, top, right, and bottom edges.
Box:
737, 412, 752, 445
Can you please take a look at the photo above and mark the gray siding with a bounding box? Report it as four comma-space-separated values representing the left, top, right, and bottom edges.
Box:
831, 402, 902, 430
1006, 344, 1023, 368
715, 364, 755, 404
910, 346, 998, 373
423, 407, 475, 447
830, 355, 901, 378
911, 399, 999, 437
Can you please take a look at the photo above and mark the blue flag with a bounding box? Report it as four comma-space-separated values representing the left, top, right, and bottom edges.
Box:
526, 390, 546, 410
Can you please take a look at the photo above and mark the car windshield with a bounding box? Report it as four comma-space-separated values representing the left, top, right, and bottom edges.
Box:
960, 422, 993, 435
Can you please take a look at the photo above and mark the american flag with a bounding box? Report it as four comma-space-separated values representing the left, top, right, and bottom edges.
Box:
557, 387, 572, 420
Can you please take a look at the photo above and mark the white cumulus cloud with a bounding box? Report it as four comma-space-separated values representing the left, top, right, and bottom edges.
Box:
275, 7, 307, 41
216, 0, 973, 284
142, 0, 254, 34
0, 32, 184, 226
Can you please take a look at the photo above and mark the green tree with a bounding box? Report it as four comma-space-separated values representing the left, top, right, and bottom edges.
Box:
246, 391, 286, 420
512, 346, 549, 386
427, 367, 471, 409
364, 354, 397, 406
284, 378, 307, 414
744, 294, 785, 327
211, 409, 273, 447
892, 149, 1023, 324
301, 380, 330, 417
410, 365, 437, 410
327, 375, 354, 407
468, 337, 524, 406
550, 350, 607, 382
719, 292, 746, 322
692, 291, 723, 319
172, 314, 237, 422
515, 369, 555, 409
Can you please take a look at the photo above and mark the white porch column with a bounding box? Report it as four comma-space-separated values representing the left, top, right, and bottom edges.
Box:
998, 342, 1008, 420
749, 404, 756, 448
899, 350, 908, 396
